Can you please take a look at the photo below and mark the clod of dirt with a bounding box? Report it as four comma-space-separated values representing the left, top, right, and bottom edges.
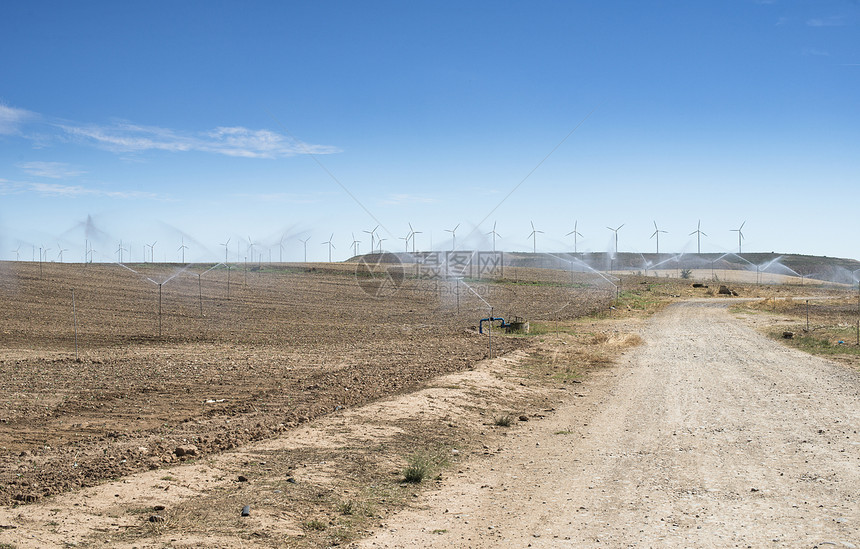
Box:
174, 445, 198, 457
237, 475, 248, 482
241, 505, 251, 517
153, 505, 165, 511
518, 415, 529, 422
783, 331, 795, 339
148, 515, 164, 523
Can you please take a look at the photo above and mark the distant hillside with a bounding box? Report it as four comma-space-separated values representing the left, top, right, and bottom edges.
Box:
348, 251, 860, 284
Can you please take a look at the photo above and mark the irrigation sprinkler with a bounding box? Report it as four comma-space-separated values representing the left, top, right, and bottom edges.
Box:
158, 283, 163, 338
806, 299, 809, 332
226, 264, 231, 300
72, 288, 79, 361
488, 306, 493, 359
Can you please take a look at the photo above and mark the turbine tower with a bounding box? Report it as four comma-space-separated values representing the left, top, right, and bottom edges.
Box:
299, 237, 310, 263
731, 221, 746, 254
351, 233, 361, 257
606, 224, 624, 255
528, 221, 543, 254
363, 226, 379, 255
322, 234, 335, 263
689, 220, 707, 255
408, 222, 421, 253
651, 221, 668, 254
445, 223, 460, 251
220, 238, 230, 264
178, 237, 189, 263
487, 221, 502, 253
566, 221, 583, 254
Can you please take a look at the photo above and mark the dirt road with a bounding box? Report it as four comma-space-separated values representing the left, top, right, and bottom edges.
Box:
359, 300, 860, 548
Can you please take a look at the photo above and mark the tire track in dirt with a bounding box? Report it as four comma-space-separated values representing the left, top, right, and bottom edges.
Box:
358, 300, 860, 547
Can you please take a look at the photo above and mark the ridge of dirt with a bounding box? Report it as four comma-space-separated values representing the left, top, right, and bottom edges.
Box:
0, 335, 600, 548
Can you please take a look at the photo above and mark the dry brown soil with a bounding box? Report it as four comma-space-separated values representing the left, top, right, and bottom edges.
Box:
1, 262, 856, 547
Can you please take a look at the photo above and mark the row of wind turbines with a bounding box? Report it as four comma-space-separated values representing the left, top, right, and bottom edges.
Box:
9, 220, 749, 264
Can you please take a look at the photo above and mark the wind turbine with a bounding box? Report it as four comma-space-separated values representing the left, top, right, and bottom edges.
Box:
220, 238, 230, 264
487, 221, 502, 252
147, 241, 157, 263
57, 243, 68, 263
178, 237, 189, 263
689, 220, 707, 255
12, 246, 20, 261
363, 226, 379, 255
115, 241, 125, 263
446, 223, 460, 251
278, 234, 287, 263
351, 233, 361, 257
566, 221, 583, 254
731, 221, 746, 254
322, 234, 335, 262
408, 222, 421, 253
650, 221, 668, 254
606, 224, 624, 255
246, 236, 256, 264
300, 237, 310, 262
399, 232, 410, 253
377, 237, 387, 252
528, 221, 543, 254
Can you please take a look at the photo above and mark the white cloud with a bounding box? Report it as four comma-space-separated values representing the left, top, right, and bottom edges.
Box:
1, 102, 340, 159
28, 182, 160, 199
802, 47, 830, 57
807, 16, 845, 27
0, 104, 36, 135
59, 120, 340, 159
17, 161, 86, 179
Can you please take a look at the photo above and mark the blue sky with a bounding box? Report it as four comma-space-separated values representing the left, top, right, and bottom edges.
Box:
1, 1, 858, 263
